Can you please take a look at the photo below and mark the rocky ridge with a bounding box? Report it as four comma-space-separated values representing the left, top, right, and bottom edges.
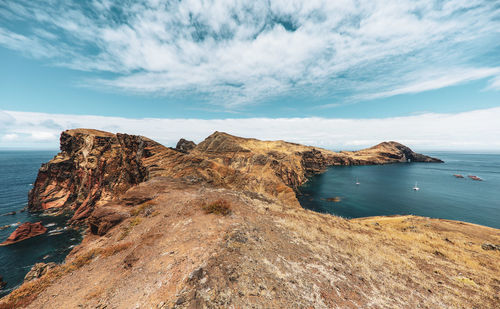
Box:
2, 129, 498, 309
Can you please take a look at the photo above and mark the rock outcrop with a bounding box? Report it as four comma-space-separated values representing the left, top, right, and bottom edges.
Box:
342, 141, 443, 163
28, 129, 166, 222
27, 129, 443, 232
24, 263, 57, 283
0, 222, 47, 246
88, 205, 130, 236
175, 138, 196, 153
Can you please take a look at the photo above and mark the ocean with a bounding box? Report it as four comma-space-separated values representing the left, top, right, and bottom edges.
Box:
0, 151, 82, 298
299, 152, 500, 229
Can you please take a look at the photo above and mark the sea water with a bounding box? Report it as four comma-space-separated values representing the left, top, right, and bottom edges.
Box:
0, 151, 83, 297
298, 152, 500, 229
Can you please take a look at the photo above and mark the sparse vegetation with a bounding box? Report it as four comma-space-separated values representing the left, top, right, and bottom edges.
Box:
118, 216, 143, 240
101, 242, 133, 257
129, 201, 155, 217
202, 199, 232, 215
0, 242, 133, 308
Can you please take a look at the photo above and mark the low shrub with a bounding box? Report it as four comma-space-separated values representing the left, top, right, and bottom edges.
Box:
202, 199, 232, 216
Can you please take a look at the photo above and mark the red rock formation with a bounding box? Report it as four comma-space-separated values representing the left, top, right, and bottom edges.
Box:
0, 222, 47, 246
28, 129, 443, 235
28, 129, 166, 222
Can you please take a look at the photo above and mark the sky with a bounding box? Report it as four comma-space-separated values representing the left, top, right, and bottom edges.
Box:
0, 0, 499, 151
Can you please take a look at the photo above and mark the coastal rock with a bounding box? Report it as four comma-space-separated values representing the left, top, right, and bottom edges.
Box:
0, 276, 6, 290
28, 129, 165, 222
0, 222, 47, 246
175, 138, 196, 153
88, 205, 130, 236
28, 130, 442, 227
342, 141, 443, 164
24, 263, 57, 282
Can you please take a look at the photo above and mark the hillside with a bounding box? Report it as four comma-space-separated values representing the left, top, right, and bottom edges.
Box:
1, 129, 498, 309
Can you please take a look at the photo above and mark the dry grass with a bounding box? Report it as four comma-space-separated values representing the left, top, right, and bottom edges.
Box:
0, 241, 133, 308
118, 216, 143, 240
129, 201, 155, 217
202, 199, 232, 216
101, 242, 132, 258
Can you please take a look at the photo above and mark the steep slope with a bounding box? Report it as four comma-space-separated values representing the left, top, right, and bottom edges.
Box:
4, 129, 498, 309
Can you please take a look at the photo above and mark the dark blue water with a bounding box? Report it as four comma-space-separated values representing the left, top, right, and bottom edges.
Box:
0, 151, 83, 297
298, 152, 500, 229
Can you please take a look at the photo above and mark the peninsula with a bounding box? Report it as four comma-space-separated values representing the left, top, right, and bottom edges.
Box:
1, 129, 498, 308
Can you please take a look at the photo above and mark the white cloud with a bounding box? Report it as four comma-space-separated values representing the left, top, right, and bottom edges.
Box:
2, 134, 19, 141
361, 67, 500, 101
30, 131, 58, 141
1, 108, 499, 152
0, 0, 499, 106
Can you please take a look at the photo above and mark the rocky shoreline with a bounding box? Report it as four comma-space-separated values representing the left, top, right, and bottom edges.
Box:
1, 129, 498, 309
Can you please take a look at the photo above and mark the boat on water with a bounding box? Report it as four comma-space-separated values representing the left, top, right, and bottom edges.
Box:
468, 175, 483, 181
355, 178, 360, 185
453, 174, 464, 178
413, 182, 420, 191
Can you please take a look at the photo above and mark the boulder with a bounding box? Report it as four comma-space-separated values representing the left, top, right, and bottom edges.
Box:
24, 262, 57, 282
88, 206, 130, 236
0, 222, 47, 246
481, 243, 500, 251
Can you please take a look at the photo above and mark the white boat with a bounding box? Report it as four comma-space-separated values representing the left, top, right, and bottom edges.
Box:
413, 182, 420, 191
355, 178, 360, 185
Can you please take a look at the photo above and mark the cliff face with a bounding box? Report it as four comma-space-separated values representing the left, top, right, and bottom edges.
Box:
8, 130, 497, 309
28, 130, 442, 223
191, 132, 441, 192
28, 129, 165, 221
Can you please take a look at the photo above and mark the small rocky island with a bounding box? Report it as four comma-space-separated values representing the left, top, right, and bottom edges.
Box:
0, 222, 47, 246
1, 129, 498, 309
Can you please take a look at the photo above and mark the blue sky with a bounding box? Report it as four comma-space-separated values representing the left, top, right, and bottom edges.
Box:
0, 0, 499, 149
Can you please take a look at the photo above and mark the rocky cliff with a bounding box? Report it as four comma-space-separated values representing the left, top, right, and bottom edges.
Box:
28, 129, 166, 222
28, 130, 441, 222
4, 129, 498, 309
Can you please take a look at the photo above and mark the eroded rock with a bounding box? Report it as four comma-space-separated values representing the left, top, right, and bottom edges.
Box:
481, 243, 500, 251
88, 206, 130, 236
28, 129, 164, 222
24, 262, 57, 282
0, 222, 47, 246
175, 138, 196, 153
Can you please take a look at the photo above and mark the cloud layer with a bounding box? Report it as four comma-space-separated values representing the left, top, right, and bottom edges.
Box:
1, 107, 500, 152
1, 0, 499, 106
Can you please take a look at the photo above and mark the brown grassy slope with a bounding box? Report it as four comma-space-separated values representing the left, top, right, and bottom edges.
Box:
3, 177, 498, 308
